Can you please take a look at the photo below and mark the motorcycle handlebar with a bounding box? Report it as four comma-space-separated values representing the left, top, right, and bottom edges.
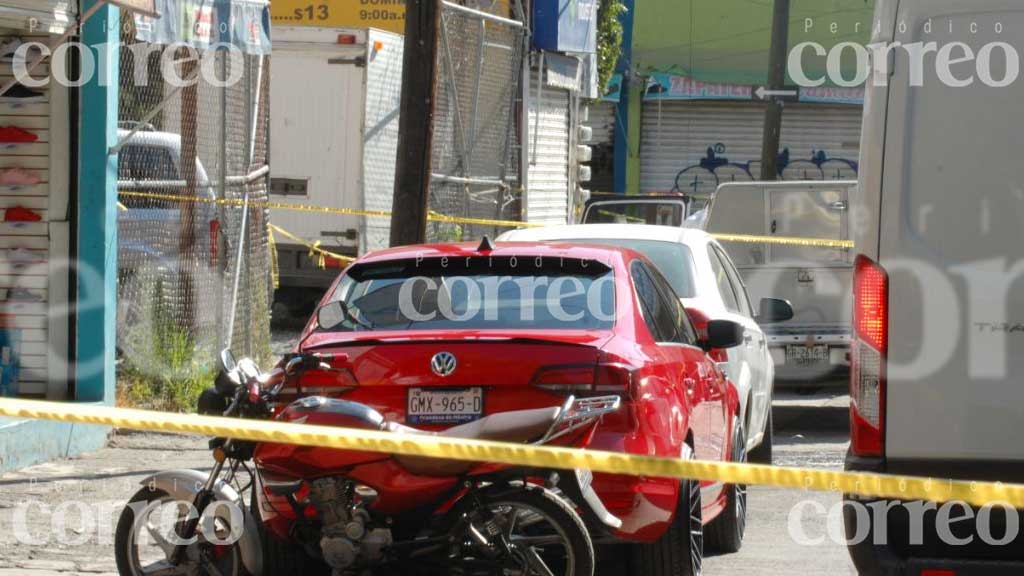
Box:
210, 352, 346, 418
284, 353, 342, 376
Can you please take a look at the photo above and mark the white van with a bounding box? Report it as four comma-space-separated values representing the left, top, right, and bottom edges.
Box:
846, 0, 1024, 572
706, 181, 855, 390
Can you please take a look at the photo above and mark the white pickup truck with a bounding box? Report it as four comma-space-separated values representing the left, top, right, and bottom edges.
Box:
705, 181, 855, 390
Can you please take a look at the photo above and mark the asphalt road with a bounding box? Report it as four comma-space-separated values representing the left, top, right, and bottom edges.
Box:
0, 375, 854, 575
704, 390, 855, 575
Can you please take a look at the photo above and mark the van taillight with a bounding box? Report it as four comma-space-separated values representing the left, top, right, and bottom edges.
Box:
851, 255, 888, 457
531, 357, 636, 399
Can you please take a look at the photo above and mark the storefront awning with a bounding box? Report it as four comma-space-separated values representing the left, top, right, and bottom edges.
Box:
132, 0, 271, 54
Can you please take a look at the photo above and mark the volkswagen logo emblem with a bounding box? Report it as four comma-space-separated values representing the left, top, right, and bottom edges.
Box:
431, 352, 457, 377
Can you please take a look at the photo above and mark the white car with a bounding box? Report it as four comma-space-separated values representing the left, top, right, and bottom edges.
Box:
498, 224, 793, 462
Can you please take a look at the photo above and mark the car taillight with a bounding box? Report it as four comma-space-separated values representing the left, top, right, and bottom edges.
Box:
851, 255, 888, 457
530, 364, 594, 395
594, 362, 636, 395
531, 357, 636, 399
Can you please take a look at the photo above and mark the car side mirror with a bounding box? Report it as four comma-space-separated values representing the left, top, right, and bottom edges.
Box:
758, 298, 794, 323
703, 320, 745, 351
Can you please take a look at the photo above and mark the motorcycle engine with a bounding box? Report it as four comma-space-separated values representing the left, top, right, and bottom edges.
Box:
307, 478, 392, 573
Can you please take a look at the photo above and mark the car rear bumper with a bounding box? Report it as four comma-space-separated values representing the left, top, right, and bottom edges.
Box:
774, 362, 849, 385
845, 452, 1024, 575
767, 330, 851, 384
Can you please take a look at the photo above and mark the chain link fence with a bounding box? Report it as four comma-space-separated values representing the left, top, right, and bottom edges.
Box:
427, 1, 527, 242
115, 11, 271, 407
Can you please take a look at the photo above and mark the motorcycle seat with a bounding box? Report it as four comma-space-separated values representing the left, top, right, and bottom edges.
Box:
386, 407, 561, 477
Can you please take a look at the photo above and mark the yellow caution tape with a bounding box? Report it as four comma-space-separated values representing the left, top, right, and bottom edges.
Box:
119, 191, 854, 249
267, 224, 280, 290
713, 233, 855, 250
118, 191, 540, 230
1, 398, 1021, 509
269, 224, 356, 269
427, 210, 544, 229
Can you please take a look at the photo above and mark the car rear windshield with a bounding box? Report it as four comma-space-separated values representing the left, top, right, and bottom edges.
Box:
324, 256, 616, 332
585, 201, 685, 227
574, 239, 696, 298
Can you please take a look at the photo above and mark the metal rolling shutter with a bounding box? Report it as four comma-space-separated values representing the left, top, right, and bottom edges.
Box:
780, 105, 862, 180
0, 1, 76, 33
639, 101, 862, 195
526, 81, 571, 225
640, 101, 764, 196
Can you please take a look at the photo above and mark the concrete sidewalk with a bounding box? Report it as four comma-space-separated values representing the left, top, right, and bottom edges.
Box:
0, 432, 211, 576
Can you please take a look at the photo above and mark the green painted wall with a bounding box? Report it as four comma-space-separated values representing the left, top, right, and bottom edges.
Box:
631, 0, 876, 85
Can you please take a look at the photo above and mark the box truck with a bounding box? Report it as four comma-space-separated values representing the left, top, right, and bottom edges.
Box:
269, 26, 403, 316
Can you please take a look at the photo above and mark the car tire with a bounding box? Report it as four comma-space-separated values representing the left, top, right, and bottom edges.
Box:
748, 407, 773, 464
631, 475, 703, 576
705, 420, 747, 554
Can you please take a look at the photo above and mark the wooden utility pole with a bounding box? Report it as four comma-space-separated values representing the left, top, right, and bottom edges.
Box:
390, 0, 441, 247
759, 0, 791, 181
178, 47, 199, 331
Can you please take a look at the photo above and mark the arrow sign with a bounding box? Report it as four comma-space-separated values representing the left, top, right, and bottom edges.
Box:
755, 86, 799, 101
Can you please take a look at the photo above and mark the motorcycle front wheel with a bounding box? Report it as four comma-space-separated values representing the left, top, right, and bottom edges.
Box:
455, 485, 595, 576
114, 487, 245, 576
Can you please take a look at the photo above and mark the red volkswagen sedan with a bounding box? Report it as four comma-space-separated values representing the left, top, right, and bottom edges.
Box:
290, 240, 748, 575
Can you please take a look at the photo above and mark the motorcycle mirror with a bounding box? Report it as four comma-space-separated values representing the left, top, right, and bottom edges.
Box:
317, 301, 346, 331
219, 348, 237, 373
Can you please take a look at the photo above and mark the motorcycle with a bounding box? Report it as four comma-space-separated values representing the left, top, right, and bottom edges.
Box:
114, 348, 621, 576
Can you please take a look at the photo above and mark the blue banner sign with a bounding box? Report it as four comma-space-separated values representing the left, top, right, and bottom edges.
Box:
533, 0, 598, 54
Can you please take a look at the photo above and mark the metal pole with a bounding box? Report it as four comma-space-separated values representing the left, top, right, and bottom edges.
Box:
467, 19, 487, 173
759, 0, 790, 181
441, 1, 524, 27
532, 51, 545, 166
216, 49, 227, 349
178, 46, 200, 333
519, 0, 531, 213
390, 0, 442, 247
226, 55, 264, 349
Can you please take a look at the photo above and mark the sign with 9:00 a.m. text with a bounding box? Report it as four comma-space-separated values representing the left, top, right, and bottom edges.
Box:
271, 1, 407, 34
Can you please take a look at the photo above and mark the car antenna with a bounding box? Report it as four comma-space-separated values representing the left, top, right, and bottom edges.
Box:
477, 235, 495, 252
